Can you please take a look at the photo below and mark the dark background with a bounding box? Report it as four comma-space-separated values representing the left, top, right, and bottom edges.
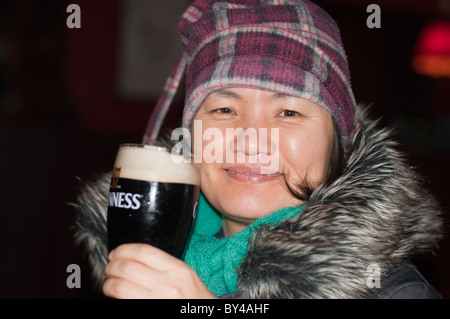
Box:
0, 0, 448, 298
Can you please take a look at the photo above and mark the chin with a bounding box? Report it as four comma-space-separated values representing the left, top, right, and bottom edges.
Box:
218, 191, 285, 220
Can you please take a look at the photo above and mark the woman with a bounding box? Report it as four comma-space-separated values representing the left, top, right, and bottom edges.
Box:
75, 0, 444, 298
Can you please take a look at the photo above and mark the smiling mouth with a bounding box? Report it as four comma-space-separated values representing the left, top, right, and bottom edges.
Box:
225, 169, 282, 176
224, 167, 283, 183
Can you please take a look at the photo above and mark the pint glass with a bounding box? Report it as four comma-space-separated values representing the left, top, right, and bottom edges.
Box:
107, 143, 199, 259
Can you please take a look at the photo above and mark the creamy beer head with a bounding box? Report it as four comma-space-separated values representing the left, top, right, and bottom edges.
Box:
114, 144, 199, 185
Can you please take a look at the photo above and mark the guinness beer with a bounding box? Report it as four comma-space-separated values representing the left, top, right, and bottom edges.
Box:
107, 144, 199, 259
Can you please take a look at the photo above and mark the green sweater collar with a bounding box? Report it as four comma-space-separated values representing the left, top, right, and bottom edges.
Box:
183, 192, 306, 296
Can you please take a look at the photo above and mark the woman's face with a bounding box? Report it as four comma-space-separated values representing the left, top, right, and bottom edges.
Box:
191, 87, 334, 235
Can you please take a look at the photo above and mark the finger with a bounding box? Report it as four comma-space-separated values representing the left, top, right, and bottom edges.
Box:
104, 259, 162, 291
104, 259, 144, 279
103, 276, 195, 299
109, 243, 183, 271
103, 277, 154, 299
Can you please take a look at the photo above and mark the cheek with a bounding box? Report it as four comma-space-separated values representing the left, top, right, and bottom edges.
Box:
190, 120, 202, 157
191, 120, 227, 164
191, 120, 226, 183
281, 127, 332, 184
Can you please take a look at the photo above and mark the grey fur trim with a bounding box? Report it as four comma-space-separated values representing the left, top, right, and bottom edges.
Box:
237, 107, 444, 298
73, 172, 110, 288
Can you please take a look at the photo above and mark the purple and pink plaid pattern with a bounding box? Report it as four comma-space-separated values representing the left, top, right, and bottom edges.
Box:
144, 0, 356, 146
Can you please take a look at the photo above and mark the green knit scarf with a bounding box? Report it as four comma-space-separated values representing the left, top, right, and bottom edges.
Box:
183, 192, 306, 297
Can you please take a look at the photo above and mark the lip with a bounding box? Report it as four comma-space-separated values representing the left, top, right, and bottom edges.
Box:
224, 166, 283, 183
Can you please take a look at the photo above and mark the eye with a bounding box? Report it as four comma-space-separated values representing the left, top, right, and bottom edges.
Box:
210, 107, 235, 114
278, 109, 301, 117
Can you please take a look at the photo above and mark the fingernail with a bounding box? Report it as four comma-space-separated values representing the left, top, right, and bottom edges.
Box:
108, 249, 115, 260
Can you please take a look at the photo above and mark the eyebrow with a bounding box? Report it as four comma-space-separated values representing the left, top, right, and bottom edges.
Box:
271, 92, 292, 99
211, 88, 242, 99
211, 88, 293, 100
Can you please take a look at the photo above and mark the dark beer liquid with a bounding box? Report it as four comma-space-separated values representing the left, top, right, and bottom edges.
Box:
107, 178, 198, 259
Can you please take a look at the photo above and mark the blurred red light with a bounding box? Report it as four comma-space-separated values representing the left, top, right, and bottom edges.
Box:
412, 20, 450, 78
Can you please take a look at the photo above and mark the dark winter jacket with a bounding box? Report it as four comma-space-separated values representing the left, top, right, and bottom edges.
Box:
73, 107, 445, 298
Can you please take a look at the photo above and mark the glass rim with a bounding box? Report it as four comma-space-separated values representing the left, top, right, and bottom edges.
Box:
119, 143, 170, 152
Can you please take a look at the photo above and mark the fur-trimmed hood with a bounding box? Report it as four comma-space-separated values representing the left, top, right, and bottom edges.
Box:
73, 106, 444, 298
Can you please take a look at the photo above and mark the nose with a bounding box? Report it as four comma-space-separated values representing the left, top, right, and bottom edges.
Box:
228, 125, 278, 161
234, 127, 258, 156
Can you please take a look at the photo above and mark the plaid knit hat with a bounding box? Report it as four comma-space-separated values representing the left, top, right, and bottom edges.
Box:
144, 0, 357, 146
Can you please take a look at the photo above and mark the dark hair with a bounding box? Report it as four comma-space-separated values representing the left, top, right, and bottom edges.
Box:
284, 117, 347, 202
